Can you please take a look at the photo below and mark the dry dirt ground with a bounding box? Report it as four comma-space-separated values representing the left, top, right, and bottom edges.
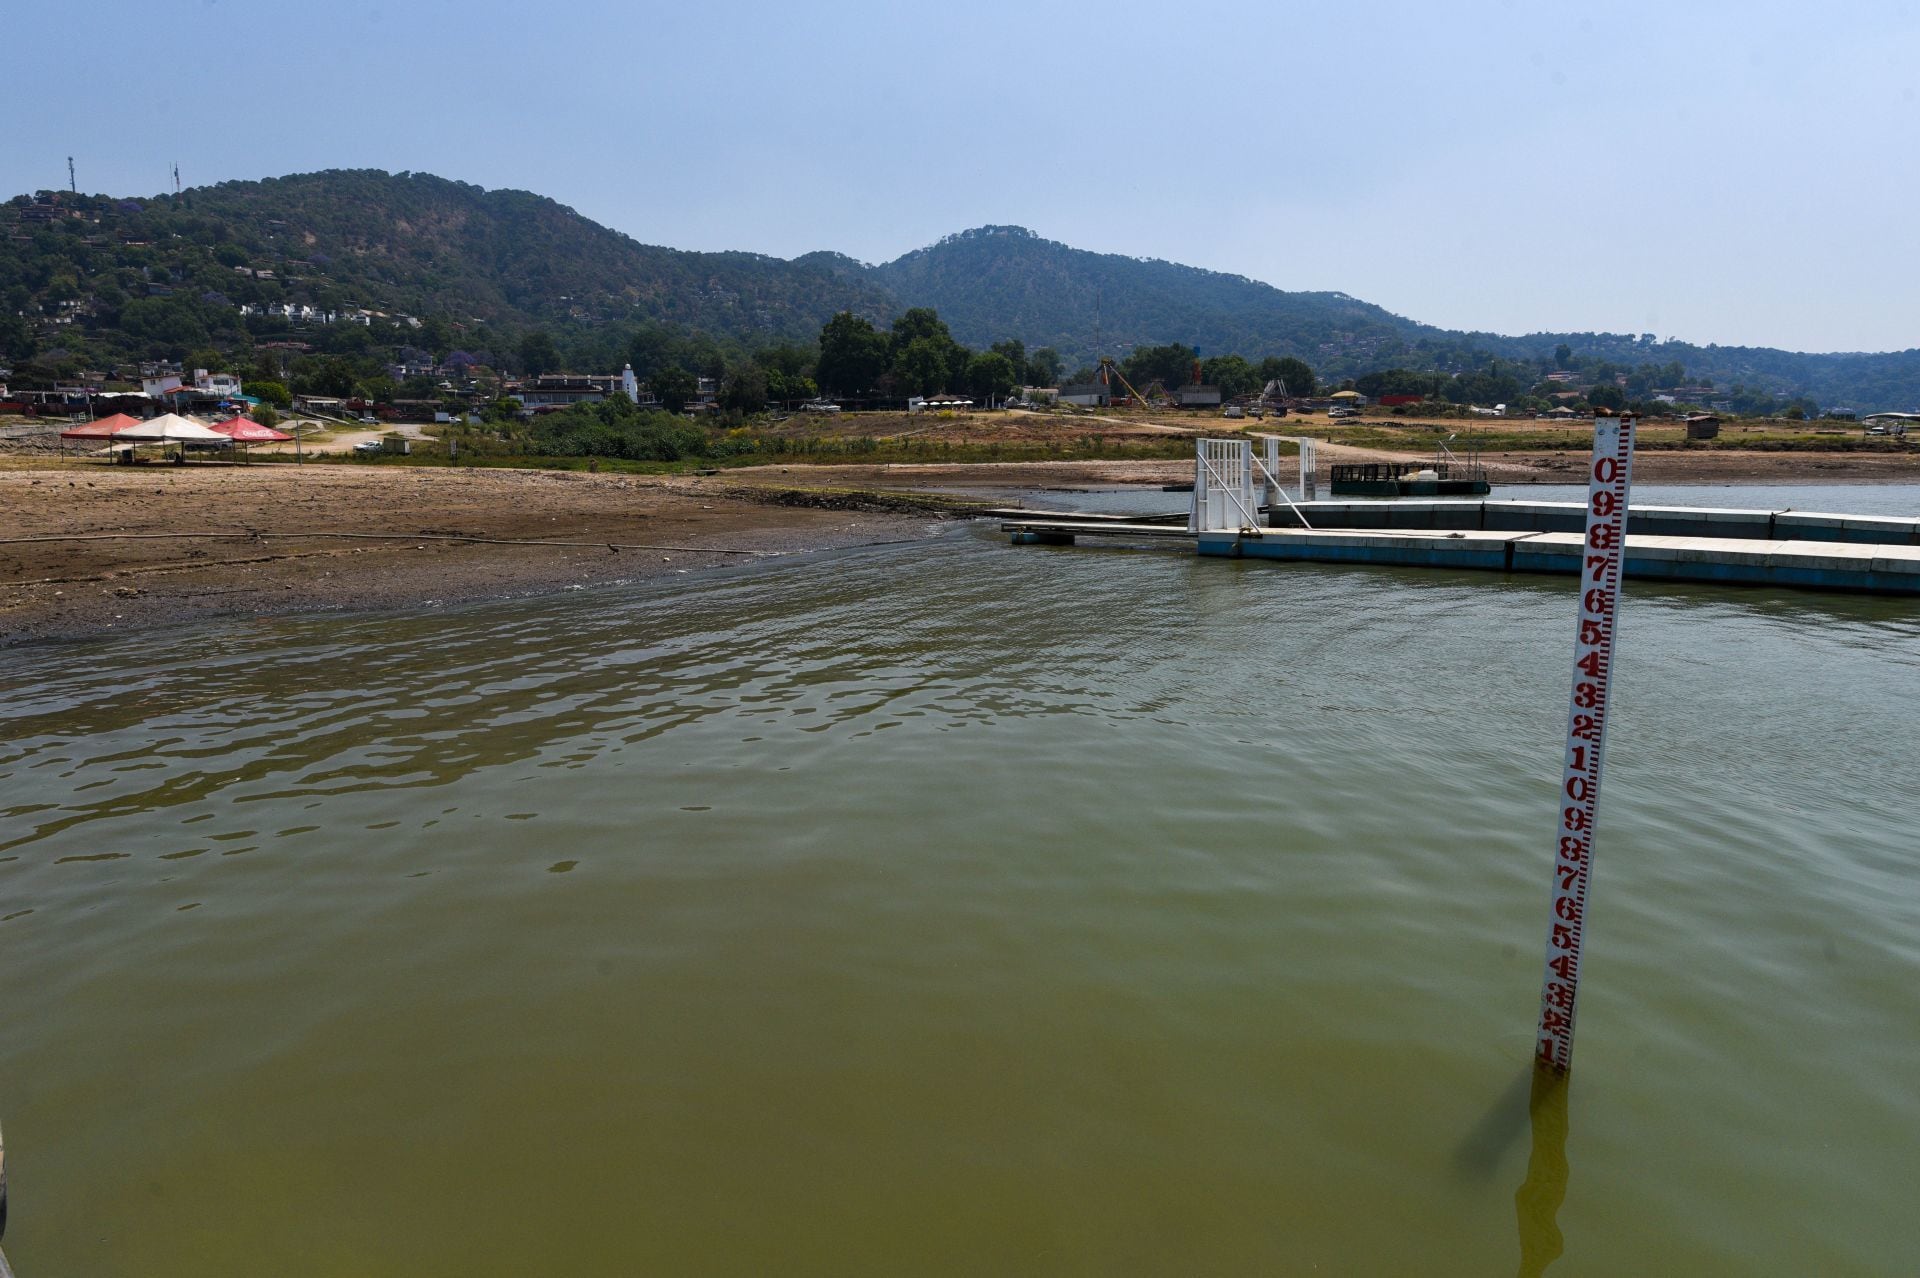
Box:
0, 462, 955, 645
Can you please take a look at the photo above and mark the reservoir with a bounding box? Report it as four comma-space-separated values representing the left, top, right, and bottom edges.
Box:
3, 485, 1919, 1274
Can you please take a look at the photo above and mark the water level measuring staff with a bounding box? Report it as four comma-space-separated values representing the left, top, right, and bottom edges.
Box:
1535, 414, 1635, 1074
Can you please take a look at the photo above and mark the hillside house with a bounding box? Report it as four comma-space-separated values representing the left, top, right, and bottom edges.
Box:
192, 369, 243, 397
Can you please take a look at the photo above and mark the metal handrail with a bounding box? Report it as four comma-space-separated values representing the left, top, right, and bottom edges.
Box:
1251, 440, 1314, 530
1198, 448, 1261, 531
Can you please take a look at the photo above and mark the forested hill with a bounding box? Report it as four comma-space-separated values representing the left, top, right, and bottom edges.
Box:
4, 171, 1919, 409
872, 227, 1920, 411
0, 169, 896, 351
869, 226, 1435, 369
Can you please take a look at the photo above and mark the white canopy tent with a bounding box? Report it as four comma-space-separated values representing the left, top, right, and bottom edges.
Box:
110, 412, 231, 443
108, 412, 233, 464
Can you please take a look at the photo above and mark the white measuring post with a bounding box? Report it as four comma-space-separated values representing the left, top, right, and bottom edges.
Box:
1298, 437, 1317, 501
1534, 414, 1635, 1074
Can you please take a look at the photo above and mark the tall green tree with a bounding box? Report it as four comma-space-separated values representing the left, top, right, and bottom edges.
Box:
989, 338, 1028, 385
758, 342, 814, 381
966, 352, 1019, 405
894, 337, 951, 396
721, 362, 768, 412
765, 369, 817, 402
652, 366, 696, 412
815, 311, 888, 396
1256, 356, 1316, 397
889, 307, 954, 350
1200, 354, 1258, 399
1122, 343, 1198, 393
887, 307, 971, 394
1026, 347, 1063, 387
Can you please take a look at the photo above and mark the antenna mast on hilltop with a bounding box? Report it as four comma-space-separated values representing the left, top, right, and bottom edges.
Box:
67, 156, 76, 193
172, 162, 181, 194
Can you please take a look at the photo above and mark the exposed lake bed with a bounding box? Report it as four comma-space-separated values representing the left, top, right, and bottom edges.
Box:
6, 448, 1918, 646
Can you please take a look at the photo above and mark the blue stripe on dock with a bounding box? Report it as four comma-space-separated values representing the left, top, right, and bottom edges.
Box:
1196, 528, 1920, 595
1268, 499, 1920, 547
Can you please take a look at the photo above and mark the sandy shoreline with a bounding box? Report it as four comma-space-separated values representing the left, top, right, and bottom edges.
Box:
0, 464, 963, 646
4, 449, 1917, 645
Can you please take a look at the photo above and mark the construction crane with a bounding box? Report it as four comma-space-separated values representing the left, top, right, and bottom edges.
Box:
1096, 357, 1149, 408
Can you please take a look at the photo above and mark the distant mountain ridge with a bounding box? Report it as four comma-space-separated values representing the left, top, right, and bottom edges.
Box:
3, 170, 1918, 409
870, 225, 1434, 366
877, 226, 1920, 411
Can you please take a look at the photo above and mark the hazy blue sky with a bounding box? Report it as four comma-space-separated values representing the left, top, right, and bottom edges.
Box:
8, 0, 1917, 352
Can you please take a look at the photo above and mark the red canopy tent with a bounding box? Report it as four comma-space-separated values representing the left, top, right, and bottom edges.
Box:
59, 412, 141, 441
208, 415, 294, 461
208, 416, 293, 443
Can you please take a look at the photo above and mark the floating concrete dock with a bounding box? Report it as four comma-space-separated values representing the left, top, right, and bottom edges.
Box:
1193, 526, 1920, 594
1001, 501, 1920, 596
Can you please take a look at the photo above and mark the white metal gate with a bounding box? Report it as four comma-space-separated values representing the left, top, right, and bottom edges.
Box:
1192, 437, 1316, 533
1193, 438, 1257, 532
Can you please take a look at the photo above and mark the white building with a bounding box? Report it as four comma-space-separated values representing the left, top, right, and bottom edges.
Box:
194, 369, 243, 397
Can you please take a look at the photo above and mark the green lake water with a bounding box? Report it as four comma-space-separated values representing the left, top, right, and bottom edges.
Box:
3, 489, 1919, 1274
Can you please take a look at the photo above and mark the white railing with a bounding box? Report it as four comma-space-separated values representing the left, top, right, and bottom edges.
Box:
1253, 435, 1314, 530
1192, 438, 1260, 532
1191, 437, 1316, 533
